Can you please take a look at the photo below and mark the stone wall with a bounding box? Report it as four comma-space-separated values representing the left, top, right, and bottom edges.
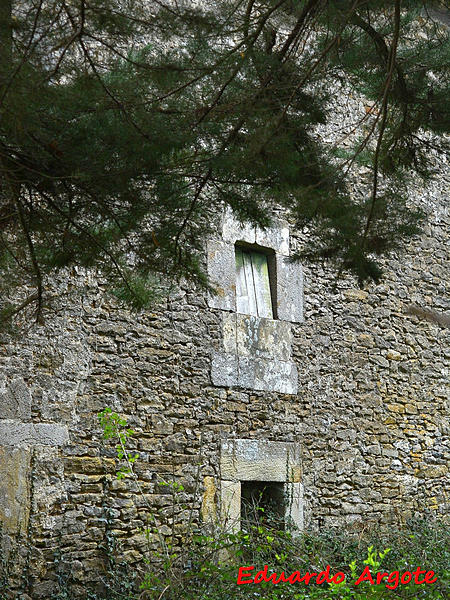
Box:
0, 130, 449, 600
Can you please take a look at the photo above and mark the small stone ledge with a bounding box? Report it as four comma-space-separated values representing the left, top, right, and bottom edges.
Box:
211, 352, 298, 394
0, 421, 69, 447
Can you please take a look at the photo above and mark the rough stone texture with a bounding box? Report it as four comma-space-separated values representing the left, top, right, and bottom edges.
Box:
276, 255, 304, 323
285, 482, 304, 533
206, 239, 236, 311
0, 378, 32, 421
0, 85, 448, 597
201, 476, 217, 524
222, 313, 292, 361
220, 480, 241, 532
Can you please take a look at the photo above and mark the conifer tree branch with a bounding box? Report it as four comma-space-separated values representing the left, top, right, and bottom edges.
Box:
243, 0, 257, 39
37, 189, 140, 303
0, 0, 447, 317
362, 0, 402, 245
173, 168, 212, 262
0, 0, 44, 106
351, 10, 409, 126
11, 187, 44, 324
277, 0, 321, 62
195, 0, 289, 125
259, 0, 363, 146
0, 292, 39, 325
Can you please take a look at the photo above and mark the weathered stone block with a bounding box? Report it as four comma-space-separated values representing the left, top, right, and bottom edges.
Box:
0, 378, 31, 421
64, 456, 104, 475
276, 256, 303, 323
0, 421, 69, 447
222, 208, 256, 245
222, 313, 292, 361
201, 476, 217, 524
285, 482, 304, 533
211, 353, 238, 387
206, 240, 236, 311
256, 223, 290, 256
220, 480, 240, 532
150, 415, 174, 435
211, 352, 298, 394
0, 447, 31, 534
220, 439, 300, 482
344, 289, 369, 302
222, 208, 290, 256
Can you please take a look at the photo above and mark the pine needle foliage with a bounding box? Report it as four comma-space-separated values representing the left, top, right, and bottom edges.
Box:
0, 1, 449, 324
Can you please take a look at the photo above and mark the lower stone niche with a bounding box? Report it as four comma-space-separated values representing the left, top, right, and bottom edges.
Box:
241, 481, 286, 531
220, 438, 303, 534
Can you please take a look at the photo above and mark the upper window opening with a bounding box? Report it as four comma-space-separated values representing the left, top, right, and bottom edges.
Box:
235, 244, 276, 318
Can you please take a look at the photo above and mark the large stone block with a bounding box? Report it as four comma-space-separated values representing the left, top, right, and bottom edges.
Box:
220, 439, 300, 482
222, 313, 292, 361
222, 208, 290, 256
211, 352, 298, 394
256, 223, 290, 256
0, 421, 69, 447
276, 256, 303, 323
222, 209, 256, 245
285, 482, 304, 533
206, 240, 236, 311
201, 476, 217, 524
220, 480, 241, 532
0, 378, 31, 421
0, 447, 31, 534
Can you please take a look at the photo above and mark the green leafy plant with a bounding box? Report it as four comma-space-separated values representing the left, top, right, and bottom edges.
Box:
98, 407, 139, 480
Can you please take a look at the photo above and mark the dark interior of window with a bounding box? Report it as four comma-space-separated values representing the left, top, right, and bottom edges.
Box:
240, 481, 285, 530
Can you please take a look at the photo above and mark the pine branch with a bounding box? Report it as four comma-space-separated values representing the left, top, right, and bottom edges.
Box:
14, 196, 44, 324
362, 0, 402, 246
277, 0, 321, 62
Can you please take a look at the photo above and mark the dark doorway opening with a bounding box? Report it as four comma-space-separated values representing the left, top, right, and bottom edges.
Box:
241, 481, 285, 530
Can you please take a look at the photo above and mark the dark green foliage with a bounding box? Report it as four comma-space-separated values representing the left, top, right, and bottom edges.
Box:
0, 1, 449, 323
1, 517, 448, 599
